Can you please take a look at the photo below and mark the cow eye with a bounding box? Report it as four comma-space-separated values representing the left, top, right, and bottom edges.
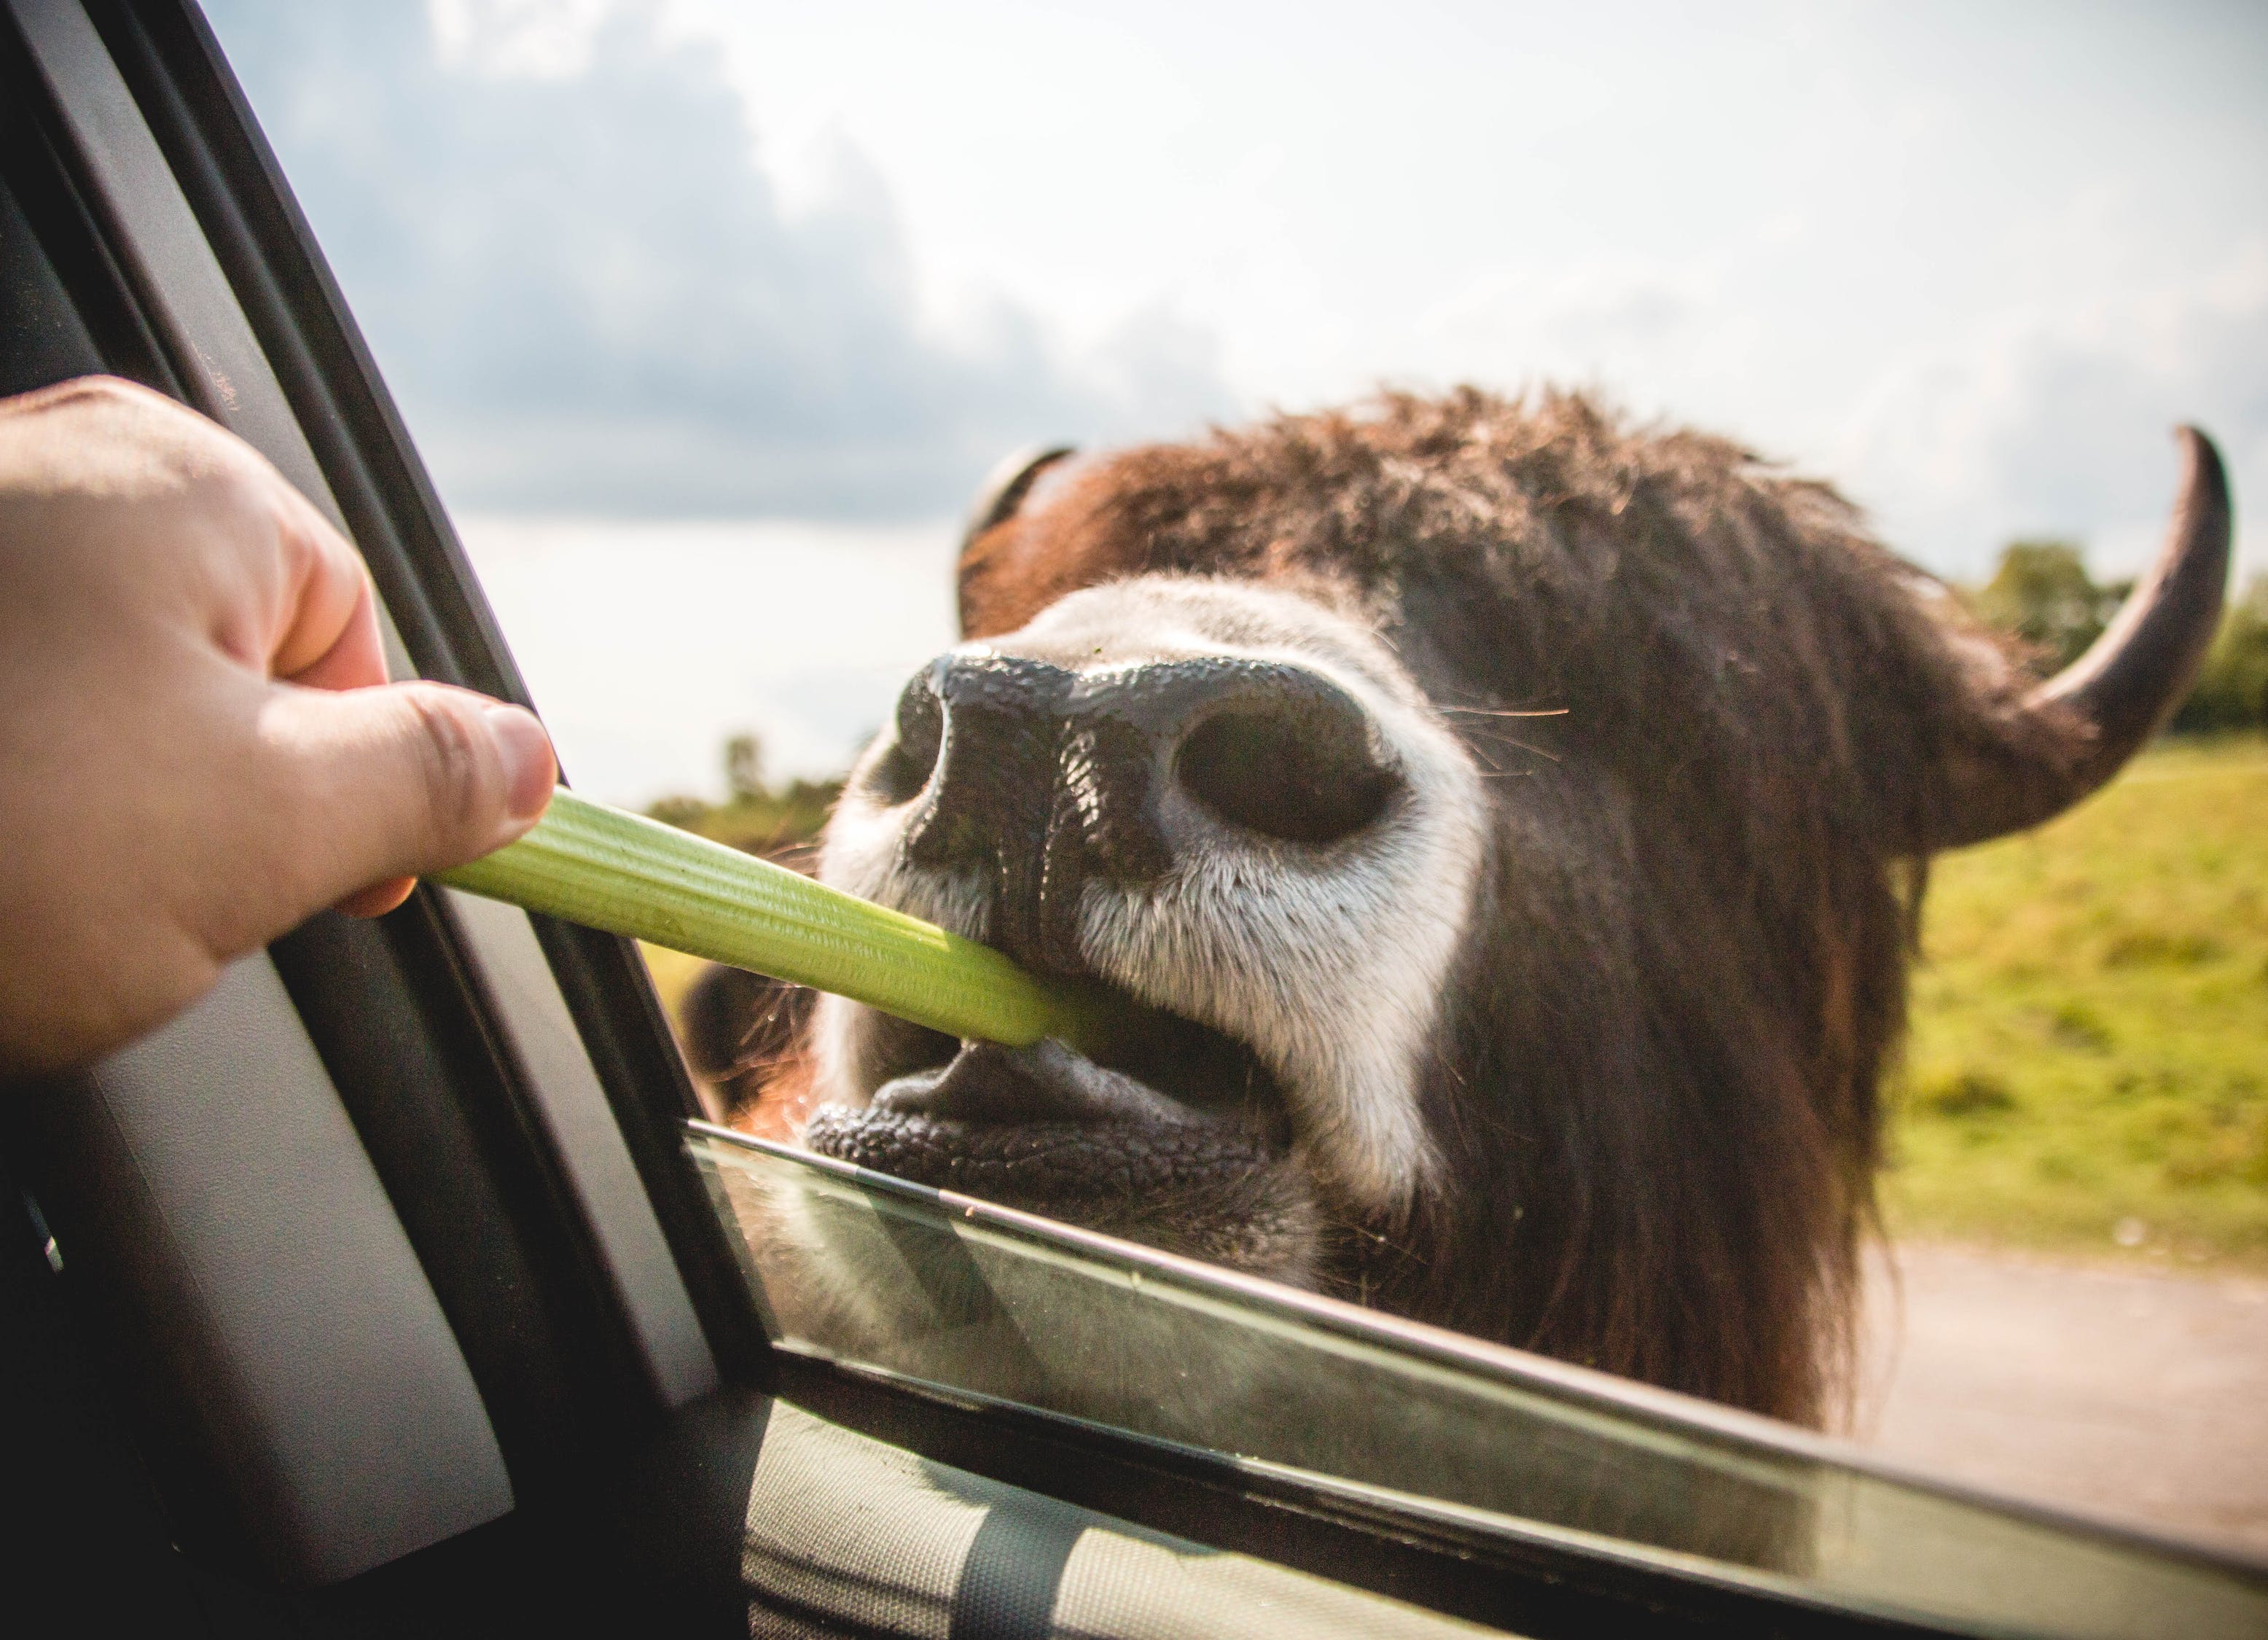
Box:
872, 676, 945, 805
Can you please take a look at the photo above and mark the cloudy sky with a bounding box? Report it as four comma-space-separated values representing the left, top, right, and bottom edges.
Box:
202, 0, 2268, 800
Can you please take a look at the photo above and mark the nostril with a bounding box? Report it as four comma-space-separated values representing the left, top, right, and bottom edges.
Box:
1174, 692, 1399, 846
870, 673, 945, 805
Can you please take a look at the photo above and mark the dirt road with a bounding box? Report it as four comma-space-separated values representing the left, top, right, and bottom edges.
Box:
1857, 1243, 2268, 1561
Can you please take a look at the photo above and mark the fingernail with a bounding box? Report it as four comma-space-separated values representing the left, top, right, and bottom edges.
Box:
482, 701, 557, 822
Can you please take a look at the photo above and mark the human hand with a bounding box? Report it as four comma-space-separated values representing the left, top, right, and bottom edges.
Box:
0, 377, 555, 1075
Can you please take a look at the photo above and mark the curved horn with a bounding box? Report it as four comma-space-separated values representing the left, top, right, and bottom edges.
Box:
1925, 426, 2232, 850
962, 444, 1077, 551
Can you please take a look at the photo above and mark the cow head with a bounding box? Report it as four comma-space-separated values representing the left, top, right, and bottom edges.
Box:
691, 390, 2229, 1426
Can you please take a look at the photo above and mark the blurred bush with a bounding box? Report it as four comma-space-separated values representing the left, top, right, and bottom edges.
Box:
1966, 539, 2268, 733
2172, 577, 2268, 733
645, 731, 840, 862
1966, 539, 2127, 672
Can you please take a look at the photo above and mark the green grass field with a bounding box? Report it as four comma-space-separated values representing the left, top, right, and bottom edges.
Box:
644, 737, 2268, 1271
1891, 735, 2268, 1269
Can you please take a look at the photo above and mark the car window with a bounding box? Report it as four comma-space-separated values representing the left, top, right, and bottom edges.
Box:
690, 1128, 2267, 1639
189, 6, 2268, 1636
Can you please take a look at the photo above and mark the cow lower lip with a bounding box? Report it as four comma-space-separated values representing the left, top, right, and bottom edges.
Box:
804, 999, 1291, 1207
799, 1059, 1322, 1281
801, 1105, 1281, 1206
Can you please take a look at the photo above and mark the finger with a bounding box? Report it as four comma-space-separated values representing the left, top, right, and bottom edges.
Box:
287, 573, 391, 693
257, 681, 555, 920
333, 874, 415, 919
267, 477, 383, 684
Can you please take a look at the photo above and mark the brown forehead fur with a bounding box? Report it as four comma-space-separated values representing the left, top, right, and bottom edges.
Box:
957, 386, 2054, 1425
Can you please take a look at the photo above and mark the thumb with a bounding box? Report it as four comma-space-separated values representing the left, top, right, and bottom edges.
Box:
259, 679, 556, 921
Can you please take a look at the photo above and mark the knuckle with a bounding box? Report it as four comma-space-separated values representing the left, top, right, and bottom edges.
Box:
404, 690, 490, 844
53, 373, 189, 431
88, 374, 157, 409
55, 374, 139, 409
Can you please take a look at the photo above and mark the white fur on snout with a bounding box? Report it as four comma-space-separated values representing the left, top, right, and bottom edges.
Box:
809, 575, 1487, 1216
1079, 722, 1479, 1213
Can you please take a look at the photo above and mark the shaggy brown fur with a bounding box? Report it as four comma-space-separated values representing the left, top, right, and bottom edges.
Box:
965, 386, 2078, 1426
716, 387, 2095, 1426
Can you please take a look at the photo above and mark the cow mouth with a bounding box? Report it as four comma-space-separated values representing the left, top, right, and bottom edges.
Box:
801, 990, 1314, 1269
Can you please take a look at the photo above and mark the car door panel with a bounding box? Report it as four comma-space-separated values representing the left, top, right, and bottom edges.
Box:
30, 953, 515, 1585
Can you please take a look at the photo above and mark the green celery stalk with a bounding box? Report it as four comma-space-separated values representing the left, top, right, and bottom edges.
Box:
434, 786, 1110, 1054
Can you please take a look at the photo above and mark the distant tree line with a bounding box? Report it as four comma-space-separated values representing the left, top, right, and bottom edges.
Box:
1964, 539, 2268, 734
646, 732, 841, 858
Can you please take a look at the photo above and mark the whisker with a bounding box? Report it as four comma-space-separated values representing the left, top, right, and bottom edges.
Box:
1334, 1219, 1428, 1265
1478, 733, 1561, 764
1441, 706, 1570, 719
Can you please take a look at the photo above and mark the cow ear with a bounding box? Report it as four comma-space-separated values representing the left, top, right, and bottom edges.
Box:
962, 445, 1077, 552
958, 445, 1076, 637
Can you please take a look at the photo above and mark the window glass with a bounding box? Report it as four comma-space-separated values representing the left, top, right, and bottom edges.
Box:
695, 1128, 2267, 1639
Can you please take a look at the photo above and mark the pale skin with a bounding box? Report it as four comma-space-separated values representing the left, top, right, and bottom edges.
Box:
0, 377, 557, 1076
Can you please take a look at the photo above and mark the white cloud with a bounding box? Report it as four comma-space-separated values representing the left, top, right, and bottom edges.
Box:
428, 0, 611, 80
1839, 245, 2268, 579
205, 1, 1237, 518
